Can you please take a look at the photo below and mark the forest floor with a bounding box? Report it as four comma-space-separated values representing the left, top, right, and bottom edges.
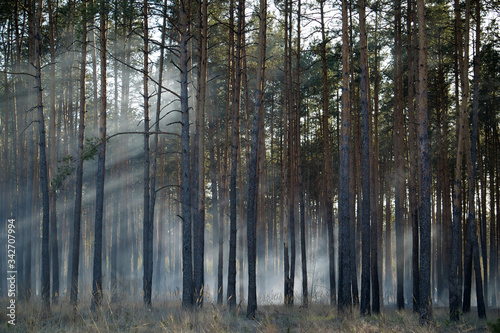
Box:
1, 298, 499, 333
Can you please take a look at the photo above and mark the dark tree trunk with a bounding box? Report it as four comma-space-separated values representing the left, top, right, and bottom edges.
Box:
469, 0, 486, 319
407, 0, 420, 312
193, 0, 208, 308
417, 0, 432, 322
47, 0, 59, 304
246, 0, 266, 318
283, 0, 292, 306
359, 0, 371, 317
450, 0, 465, 321
227, 0, 243, 310
208, 83, 221, 304
180, 0, 193, 308
295, 0, 307, 308
461, 0, 473, 314
288, 0, 296, 307
384, 172, 393, 303
91, 0, 107, 311
487, 132, 496, 308
394, 0, 405, 311
70, 0, 87, 307
490, 129, 499, 308
110, 4, 119, 300
142, 0, 153, 308
118, 15, 132, 297
371, 7, 381, 313
319, 0, 336, 306
149, 0, 168, 303
21, 0, 36, 304
338, 0, 352, 314
34, 0, 51, 314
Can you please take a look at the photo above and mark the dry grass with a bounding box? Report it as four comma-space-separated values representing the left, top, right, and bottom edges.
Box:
1, 298, 497, 333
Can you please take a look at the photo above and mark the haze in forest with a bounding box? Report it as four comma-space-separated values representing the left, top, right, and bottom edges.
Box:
0, 0, 499, 325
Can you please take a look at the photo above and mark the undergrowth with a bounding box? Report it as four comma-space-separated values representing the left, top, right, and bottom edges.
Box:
1, 298, 497, 332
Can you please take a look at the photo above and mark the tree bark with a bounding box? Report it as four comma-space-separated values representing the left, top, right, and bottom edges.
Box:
463, 0, 486, 318
47, 0, 59, 304
416, 0, 432, 322
319, 0, 336, 306
91, 0, 107, 311
407, 0, 420, 313
180, 0, 193, 308
338, 0, 352, 314
34, 0, 51, 314
394, 0, 405, 311
149, 0, 168, 303
371, 6, 381, 312
70, 0, 87, 308
142, 0, 153, 308
247, 0, 267, 318
294, 0, 307, 308
359, 0, 371, 316
227, 0, 243, 309
193, 0, 208, 307
450, 0, 465, 321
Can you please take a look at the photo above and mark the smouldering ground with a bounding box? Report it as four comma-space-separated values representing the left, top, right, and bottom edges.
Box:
1, 298, 499, 332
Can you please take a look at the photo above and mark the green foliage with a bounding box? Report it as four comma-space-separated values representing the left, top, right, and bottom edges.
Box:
50, 137, 101, 191
50, 155, 75, 191
488, 317, 500, 333
82, 137, 101, 161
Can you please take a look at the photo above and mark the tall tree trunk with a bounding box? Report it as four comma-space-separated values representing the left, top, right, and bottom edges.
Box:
338, 0, 352, 313
110, 4, 119, 299
34, 0, 51, 314
47, 0, 59, 304
416, 0, 432, 322
227, 0, 243, 309
407, 0, 420, 312
490, 129, 498, 307
22, 0, 36, 303
487, 130, 496, 308
180, 0, 193, 308
473, 0, 487, 317
119, 14, 132, 296
394, 0, 405, 311
70, 0, 87, 307
89, 0, 98, 136
478, 138, 488, 306
384, 172, 393, 303
247, 0, 266, 318
450, 0, 465, 320
435, 15, 452, 307
91, 0, 107, 311
208, 82, 221, 304
142, 0, 153, 308
218, 124, 226, 305
320, 0, 336, 306
282, 16, 290, 305
286, 0, 296, 306
283, 0, 291, 306
359, 0, 371, 316
463, 0, 486, 318
149, 0, 168, 301
460, 0, 473, 313
294, 0, 308, 308
371, 5, 381, 312
193, 0, 208, 307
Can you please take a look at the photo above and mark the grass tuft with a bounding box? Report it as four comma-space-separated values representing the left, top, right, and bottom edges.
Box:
1, 298, 496, 332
